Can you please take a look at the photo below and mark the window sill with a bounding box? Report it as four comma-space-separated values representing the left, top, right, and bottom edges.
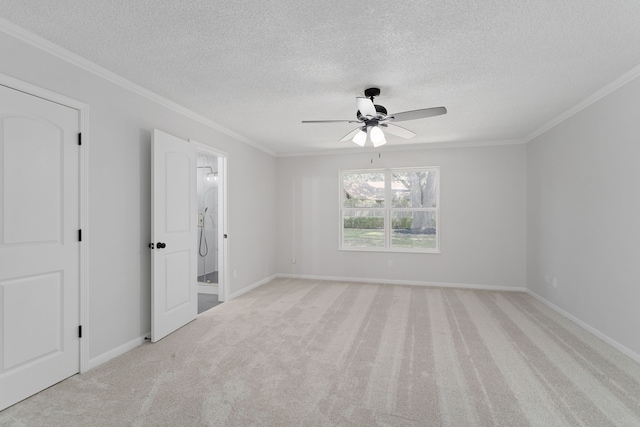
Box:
339, 247, 441, 254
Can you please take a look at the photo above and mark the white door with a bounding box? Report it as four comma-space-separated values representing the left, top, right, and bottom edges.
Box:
0, 85, 80, 410
151, 129, 197, 342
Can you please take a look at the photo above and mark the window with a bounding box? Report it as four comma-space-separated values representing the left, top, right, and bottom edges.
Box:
340, 167, 439, 253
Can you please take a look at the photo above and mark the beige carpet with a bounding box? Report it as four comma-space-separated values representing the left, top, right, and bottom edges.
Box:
2, 278, 640, 426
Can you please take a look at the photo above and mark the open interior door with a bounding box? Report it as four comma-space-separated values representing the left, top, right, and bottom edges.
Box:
151, 129, 197, 342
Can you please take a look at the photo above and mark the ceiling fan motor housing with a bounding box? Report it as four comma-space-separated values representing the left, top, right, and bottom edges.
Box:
364, 87, 381, 98
357, 87, 387, 121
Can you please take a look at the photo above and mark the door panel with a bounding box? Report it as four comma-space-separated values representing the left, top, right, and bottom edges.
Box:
3, 272, 62, 369
165, 152, 191, 233
151, 129, 196, 342
0, 84, 79, 410
4, 117, 63, 244
165, 250, 191, 311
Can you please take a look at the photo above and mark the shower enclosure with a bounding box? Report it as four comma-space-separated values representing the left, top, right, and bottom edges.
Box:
197, 153, 219, 285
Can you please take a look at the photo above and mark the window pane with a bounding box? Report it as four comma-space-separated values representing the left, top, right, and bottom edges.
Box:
343, 210, 384, 248
391, 210, 437, 249
343, 172, 385, 208
391, 170, 437, 208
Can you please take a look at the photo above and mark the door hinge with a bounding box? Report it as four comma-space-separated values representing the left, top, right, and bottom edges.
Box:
78, 325, 83, 338
78, 229, 82, 242
78, 133, 82, 146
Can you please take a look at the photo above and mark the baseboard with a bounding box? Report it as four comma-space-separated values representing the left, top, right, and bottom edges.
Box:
276, 273, 526, 293
228, 274, 277, 300
526, 290, 640, 365
86, 275, 278, 369
198, 284, 218, 294
87, 334, 148, 370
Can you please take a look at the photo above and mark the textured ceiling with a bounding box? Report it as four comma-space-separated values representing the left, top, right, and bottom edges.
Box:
2, 1, 640, 155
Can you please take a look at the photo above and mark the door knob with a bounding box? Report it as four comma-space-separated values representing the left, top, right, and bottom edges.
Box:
156, 242, 166, 249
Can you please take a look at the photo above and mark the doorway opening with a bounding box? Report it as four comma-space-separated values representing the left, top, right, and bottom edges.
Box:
195, 148, 227, 313
197, 153, 218, 285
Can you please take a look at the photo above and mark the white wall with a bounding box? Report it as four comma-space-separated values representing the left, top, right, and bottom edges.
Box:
277, 144, 527, 289
6, 16, 639, 369
0, 30, 278, 362
527, 75, 640, 356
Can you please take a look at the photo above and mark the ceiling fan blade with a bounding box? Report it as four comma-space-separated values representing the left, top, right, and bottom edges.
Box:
356, 97, 377, 118
340, 127, 363, 142
381, 123, 416, 139
301, 120, 359, 123
389, 106, 447, 122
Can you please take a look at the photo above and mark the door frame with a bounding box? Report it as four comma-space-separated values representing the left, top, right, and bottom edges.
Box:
0, 73, 90, 373
190, 140, 229, 302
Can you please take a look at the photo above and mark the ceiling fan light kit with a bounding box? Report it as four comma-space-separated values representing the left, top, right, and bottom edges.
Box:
369, 126, 386, 147
352, 128, 367, 146
302, 87, 447, 148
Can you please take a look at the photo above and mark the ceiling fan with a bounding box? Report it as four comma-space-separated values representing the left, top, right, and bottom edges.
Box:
302, 88, 447, 147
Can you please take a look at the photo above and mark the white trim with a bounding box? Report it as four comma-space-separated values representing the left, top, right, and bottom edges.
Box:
338, 247, 442, 254
228, 275, 277, 300
88, 334, 148, 370
526, 290, 640, 365
78, 106, 90, 374
220, 155, 229, 301
0, 17, 275, 157
277, 273, 526, 292
526, 63, 640, 142
0, 73, 91, 373
191, 139, 229, 158
0, 72, 87, 110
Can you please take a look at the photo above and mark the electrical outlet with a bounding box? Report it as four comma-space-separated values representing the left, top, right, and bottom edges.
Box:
552, 277, 558, 288
291, 256, 296, 264
388, 260, 394, 268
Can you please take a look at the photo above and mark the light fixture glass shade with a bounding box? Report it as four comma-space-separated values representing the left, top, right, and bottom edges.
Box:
370, 126, 386, 147
352, 128, 367, 146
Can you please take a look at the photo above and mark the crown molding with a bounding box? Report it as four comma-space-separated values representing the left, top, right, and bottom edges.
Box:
525, 63, 640, 142
0, 17, 276, 157
8, 15, 636, 155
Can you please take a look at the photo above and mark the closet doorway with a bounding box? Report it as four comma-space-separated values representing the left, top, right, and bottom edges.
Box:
193, 143, 227, 313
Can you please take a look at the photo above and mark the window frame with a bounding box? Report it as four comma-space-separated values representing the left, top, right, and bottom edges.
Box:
338, 166, 441, 254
